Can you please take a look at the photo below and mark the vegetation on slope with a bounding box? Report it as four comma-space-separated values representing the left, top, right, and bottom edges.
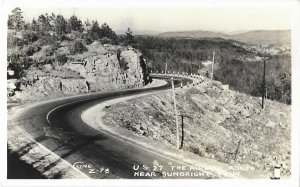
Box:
134, 36, 291, 104
103, 81, 291, 177
7, 7, 135, 80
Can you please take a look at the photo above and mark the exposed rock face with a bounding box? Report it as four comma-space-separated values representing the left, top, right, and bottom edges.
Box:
64, 49, 145, 92
7, 46, 148, 103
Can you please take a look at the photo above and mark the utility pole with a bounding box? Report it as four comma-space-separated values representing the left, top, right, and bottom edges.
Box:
178, 114, 192, 149
171, 77, 179, 149
180, 115, 184, 148
165, 63, 168, 74
191, 53, 193, 74
262, 59, 266, 109
211, 51, 215, 80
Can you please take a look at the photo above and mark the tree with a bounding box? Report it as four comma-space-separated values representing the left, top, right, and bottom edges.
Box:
37, 14, 50, 34
30, 18, 39, 31
87, 21, 101, 40
125, 28, 135, 45
55, 15, 67, 35
100, 23, 118, 41
8, 7, 25, 31
84, 18, 91, 30
70, 40, 87, 54
67, 15, 83, 32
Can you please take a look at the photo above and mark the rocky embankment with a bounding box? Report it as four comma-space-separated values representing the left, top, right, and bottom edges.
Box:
103, 79, 291, 177
7, 42, 149, 104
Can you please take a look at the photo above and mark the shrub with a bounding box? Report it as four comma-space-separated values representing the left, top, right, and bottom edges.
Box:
188, 145, 204, 156
84, 34, 93, 45
70, 40, 87, 54
42, 45, 55, 56
23, 44, 40, 56
22, 30, 39, 44
35, 35, 59, 47
56, 53, 68, 65
100, 37, 112, 44
205, 144, 216, 154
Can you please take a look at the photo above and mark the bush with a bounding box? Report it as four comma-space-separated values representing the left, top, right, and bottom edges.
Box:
42, 45, 55, 56
56, 53, 68, 65
23, 44, 40, 56
205, 144, 216, 154
35, 35, 59, 48
22, 30, 39, 44
188, 145, 204, 157
70, 40, 87, 54
100, 37, 112, 44
84, 35, 93, 45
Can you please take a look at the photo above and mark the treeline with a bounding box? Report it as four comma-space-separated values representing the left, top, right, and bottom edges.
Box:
7, 7, 135, 79
135, 36, 256, 74
134, 36, 291, 104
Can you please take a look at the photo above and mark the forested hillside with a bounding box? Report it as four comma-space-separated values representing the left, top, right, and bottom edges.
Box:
7, 8, 136, 79
7, 7, 291, 104
134, 36, 291, 104
7, 8, 144, 103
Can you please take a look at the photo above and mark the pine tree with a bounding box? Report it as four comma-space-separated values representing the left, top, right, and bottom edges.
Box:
55, 15, 67, 35
8, 7, 25, 31
84, 18, 91, 31
67, 15, 83, 32
125, 27, 134, 45
30, 18, 39, 31
37, 14, 50, 34
100, 23, 118, 41
88, 21, 101, 40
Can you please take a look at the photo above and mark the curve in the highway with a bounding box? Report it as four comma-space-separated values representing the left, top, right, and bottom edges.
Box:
8, 75, 215, 179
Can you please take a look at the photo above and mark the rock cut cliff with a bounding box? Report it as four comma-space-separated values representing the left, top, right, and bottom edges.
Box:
8, 42, 149, 103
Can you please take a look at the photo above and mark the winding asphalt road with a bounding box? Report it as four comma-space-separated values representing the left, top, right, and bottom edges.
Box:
8, 75, 215, 179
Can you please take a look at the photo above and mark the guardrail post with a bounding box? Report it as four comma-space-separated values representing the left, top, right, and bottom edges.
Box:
273, 164, 281, 179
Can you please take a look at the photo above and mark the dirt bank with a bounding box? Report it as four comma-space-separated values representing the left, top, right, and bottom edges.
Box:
101, 79, 291, 178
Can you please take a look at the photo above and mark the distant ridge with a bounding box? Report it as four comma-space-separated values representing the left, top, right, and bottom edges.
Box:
158, 30, 229, 39
116, 29, 160, 36
157, 30, 291, 46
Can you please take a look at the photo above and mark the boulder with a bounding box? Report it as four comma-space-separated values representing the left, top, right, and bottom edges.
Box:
222, 85, 229, 90
198, 87, 206, 93
140, 123, 148, 131
266, 120, 276, 128
242, 109, 251, 118
7, 79, 17, 90
214, 106, 222, 113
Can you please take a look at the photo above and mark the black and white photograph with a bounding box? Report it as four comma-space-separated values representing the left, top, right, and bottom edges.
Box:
1, 0, 300, 186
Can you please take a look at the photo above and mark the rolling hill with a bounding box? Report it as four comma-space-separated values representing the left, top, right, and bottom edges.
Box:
158, 30, 291, 46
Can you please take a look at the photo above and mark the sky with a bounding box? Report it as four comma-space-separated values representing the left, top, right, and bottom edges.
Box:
14, 5, 292, 34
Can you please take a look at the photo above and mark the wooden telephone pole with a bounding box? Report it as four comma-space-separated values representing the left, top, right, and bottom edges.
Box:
171, 77, 179, 149
178, 114, 192, 149
211, 51, 215, 80
262, 59, 266, 109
